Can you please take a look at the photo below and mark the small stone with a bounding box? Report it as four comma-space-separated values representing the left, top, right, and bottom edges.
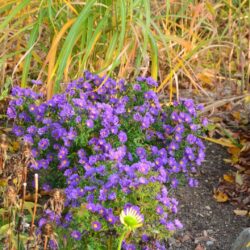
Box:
232, 228, 250, 250
205, 206, 211, 210
203, 230, 208, 237
168, 237, 176, 246
182, 234, 192, 242
206, 240, 214, 246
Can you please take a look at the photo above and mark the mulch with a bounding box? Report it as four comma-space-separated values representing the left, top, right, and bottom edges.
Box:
168, 142, 250, 250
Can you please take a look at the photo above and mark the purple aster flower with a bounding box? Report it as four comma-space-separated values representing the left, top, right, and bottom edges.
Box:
75, 115, 81, 123
15, 98, 23, 106
7, 107, 17, 119
187, 134, 197, 144
175, 124, 184, 134
133, 112, 142, 122
49, 239, 58, 250
124, 243, 136, 250
188, 178, 198, 187
171, 111, 179, 121
133, 84, 141, 91
146, 76, 158, 87
171, 178, 179, 188
202, 117, 209, 127
38, 218, 47, 228
91, 221, 102, 231
86, 119, 94, 128
37, 159, 49, 169
58, 159, 70, 170
136, 147, 147, 159
38, 126, 47, 136
184, 99, 194, 108
108, 192, 116, 200
38, 138, 50, 150
190, 124, 199, 131
151, 146, 158, 155
118, 131, 127, 143
136, 76, 146, 82
169, 141, 179, 151
12, 125, 24, 136
58, 147, 68, 160
23, 134, 34, 144
174, 219, 183, 229
155, 240, 166, 250
100, 128, 109, 138
184, 113, 192, 123
159, 218, 167, 226
138, 177, 148, 184
127, 152, 133, 161
156, 206, 164, 215
71, 230, 82, 240
42, 183, 51, 191
110, 126, 118, 134
28, 104, 37, 113
141, 234, 149, 242
27, 125, 37, 135
166, 221, 176, 231
64, 212, 73, 224
137, 162, 150, 174
31, 79, 42, 85
106, 213, 117, 225
59, 104, 75, 119
67, 127, 77, 140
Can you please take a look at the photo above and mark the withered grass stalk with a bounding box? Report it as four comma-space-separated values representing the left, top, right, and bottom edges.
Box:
30, 173, 39, 236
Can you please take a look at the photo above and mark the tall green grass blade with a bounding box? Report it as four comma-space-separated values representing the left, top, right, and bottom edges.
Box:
137, 19, 158, 80
81, 15, 108, 70
87, 14, 94, 45
21, 10, 43, 87
54, 0, 96, 93
106, 0, 126, 72
104, 31, 118, 66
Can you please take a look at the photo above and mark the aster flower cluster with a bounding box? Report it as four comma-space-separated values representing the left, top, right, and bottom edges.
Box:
8, 71, 208, 249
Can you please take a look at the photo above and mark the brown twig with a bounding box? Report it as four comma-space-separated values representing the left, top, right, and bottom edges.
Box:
44, 235, 48, 250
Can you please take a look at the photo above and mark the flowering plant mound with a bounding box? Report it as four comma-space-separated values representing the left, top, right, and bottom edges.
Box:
8, 71, 208, 249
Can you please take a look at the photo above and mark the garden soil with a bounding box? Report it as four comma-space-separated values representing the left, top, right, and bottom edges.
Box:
168, 142, 250, 250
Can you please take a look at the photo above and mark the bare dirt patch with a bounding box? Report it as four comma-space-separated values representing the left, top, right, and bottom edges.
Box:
168, 142, 250, 250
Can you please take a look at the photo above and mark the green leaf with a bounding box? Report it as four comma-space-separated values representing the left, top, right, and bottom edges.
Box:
0, 223, 13, 240
23, 201, 41, 215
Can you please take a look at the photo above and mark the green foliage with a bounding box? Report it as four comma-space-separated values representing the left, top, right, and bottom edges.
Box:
0, 0, 159, 98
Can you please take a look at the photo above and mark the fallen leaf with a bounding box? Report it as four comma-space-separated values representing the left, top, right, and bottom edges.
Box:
228, 146, 241, 155
233, 209, 248, 216
241, 142, 250, 153
223, 174, 234, 183
213, 191, 229, 202
232, 111, 241, 121
235, 172, 243, 185
202, 137, 236, 148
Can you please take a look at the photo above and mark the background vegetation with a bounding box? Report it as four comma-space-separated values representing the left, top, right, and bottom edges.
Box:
0, 0, 249, 101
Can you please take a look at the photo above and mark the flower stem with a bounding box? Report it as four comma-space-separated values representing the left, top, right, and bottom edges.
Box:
117, 229, 128, 250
